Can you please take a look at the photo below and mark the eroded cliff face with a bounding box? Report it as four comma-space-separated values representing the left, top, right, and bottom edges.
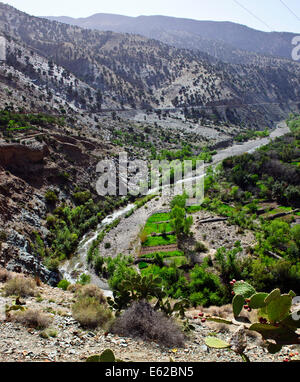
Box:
0, 127, 112, 285
0, 141, 48, 168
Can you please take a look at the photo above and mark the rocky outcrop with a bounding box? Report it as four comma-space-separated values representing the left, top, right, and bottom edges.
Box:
0, 230, 61, 286
0, 142, 49, 169
56, 141, 88, 162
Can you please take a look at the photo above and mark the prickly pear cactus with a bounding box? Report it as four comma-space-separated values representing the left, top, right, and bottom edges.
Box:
86, 349, 124, 362
205, 281, 300, 361
205, 337, 231, 349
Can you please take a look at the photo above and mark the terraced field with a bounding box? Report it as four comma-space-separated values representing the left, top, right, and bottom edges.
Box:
140, 212, 179, 256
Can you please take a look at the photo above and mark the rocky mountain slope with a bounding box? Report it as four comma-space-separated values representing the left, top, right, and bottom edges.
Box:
46, 13, 299, 64
0, 2, 300, 127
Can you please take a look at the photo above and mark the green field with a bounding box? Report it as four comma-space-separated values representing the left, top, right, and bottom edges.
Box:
143, 221, 174, 235
141, 250, 184, 259
142, 234, 177, 247
147, 212, 171, 223
268, 206, 293, 215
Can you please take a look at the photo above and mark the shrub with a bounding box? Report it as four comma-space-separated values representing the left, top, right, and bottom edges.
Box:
93, 255, 105, 274
46, 214, 56, 228
78, 273, 91, 285
72, 297, 113, 329
76, 284, 107, 304
4, 275, 36, 297
104, 242, 111, 249
45, 258, 60, 272
57, 279, 71, 291
111, 301, 185, 348
0, 268, 11, 283
45, 189, 58, 204
72, 191, 91, 205
9, 309, 52, 329
188, 265, 227, 307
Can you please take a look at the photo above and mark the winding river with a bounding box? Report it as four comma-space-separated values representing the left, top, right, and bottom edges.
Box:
59, 122, 290, 295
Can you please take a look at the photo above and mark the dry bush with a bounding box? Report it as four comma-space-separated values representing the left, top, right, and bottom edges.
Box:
67, 284, 82, 293
0, 268, 11, 283
72, 296, 113, 329
4, 275, 36, 297
111, 301, 185, 348
76, 284, 107, 305
9, 309, 52, 329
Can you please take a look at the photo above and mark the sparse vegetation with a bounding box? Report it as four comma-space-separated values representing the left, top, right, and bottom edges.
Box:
72, 296, 113, 329
8, 309, 52, 329
75, 284, 107, 305
4, 275, 36, 297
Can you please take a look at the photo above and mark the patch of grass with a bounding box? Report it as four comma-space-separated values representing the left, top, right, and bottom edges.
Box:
268, 206, 293, 215
143, 221, 173, 235
147, 213, 171, 223
141, 250, 184, 259
142, 235, 177, 247
291, 161, 300, 167
78, 274, 91, 285
57, 279, 71, 291
217, 204, 236, 216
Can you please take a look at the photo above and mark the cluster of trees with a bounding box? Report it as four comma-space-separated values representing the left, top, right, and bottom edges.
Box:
222, 131, 300, 207
169, 194, 193, 238
234, 128, 270, 142
0, 108, 65, 132
33, 190, 131, 271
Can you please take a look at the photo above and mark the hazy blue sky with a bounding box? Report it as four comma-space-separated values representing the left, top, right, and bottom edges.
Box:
3, 0, 300, 33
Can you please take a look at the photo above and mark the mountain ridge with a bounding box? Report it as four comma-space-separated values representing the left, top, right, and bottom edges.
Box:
45, 13, 299, 64
0, 2, 300, 127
